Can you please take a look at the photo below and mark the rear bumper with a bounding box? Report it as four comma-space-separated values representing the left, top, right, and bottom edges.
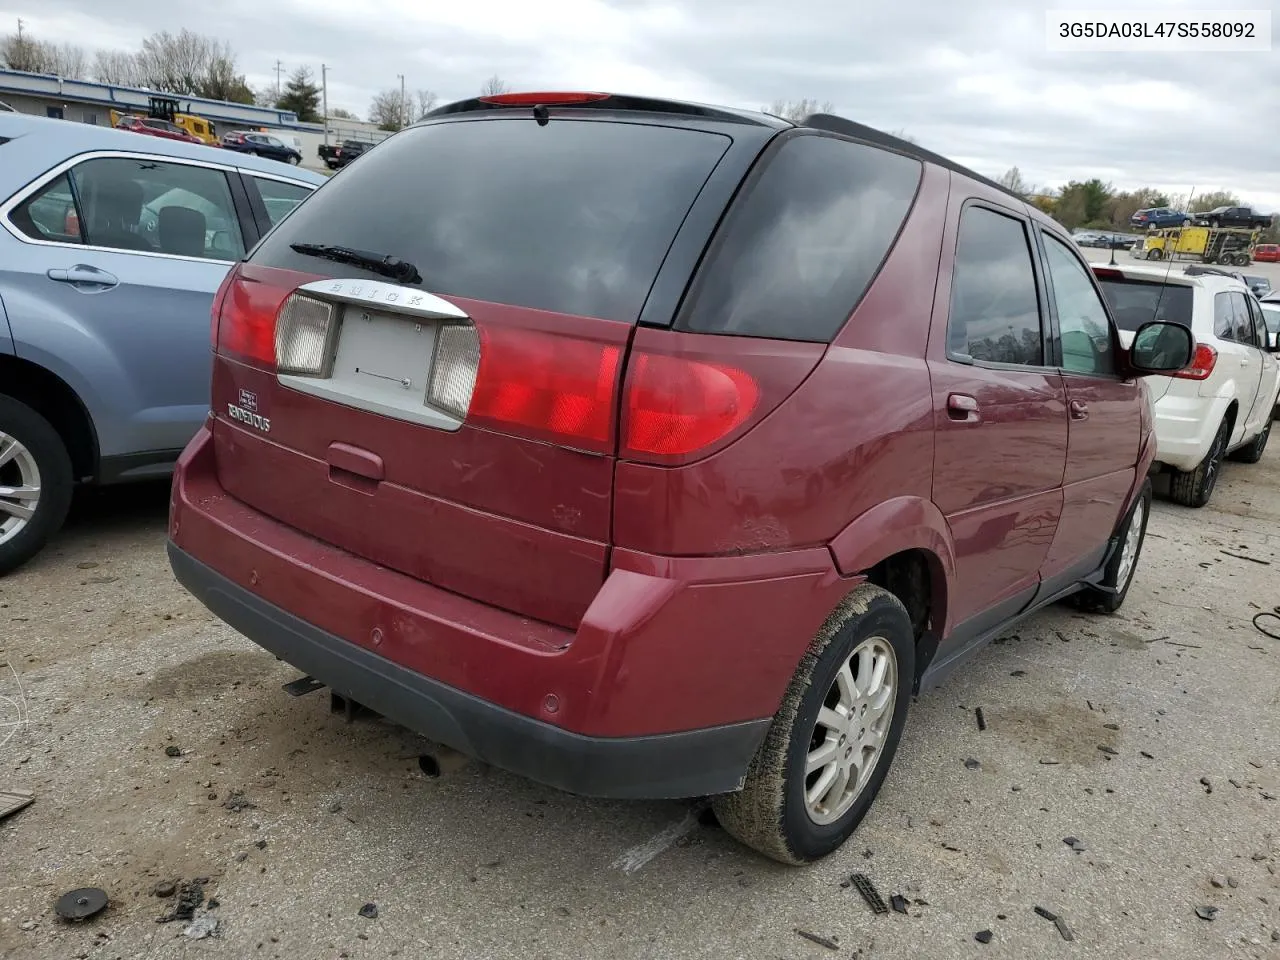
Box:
1151, 391, 1229, 473
168, 424, 853, 798
169, 542, 766, 799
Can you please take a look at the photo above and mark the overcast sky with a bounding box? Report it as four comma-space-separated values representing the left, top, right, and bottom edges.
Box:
5, 0, 1279, 208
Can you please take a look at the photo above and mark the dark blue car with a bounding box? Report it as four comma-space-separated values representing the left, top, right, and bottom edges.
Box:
1129, 207, 1189, 229
221, 131, 303, 166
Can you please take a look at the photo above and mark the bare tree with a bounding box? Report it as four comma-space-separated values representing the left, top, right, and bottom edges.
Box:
766, 98, 835, 123
414, 89, 439, 121
93, 49, 142, 85
888, 127, 917, 144
998, 166, 1033, 197
480, 74, 510, 96
369, 88, 407, 130
328, 106, 358, 120
1, 31, 87, 77
1189, 190, 1240, 213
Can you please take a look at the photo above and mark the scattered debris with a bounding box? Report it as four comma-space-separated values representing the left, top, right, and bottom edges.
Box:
329, 801, 342, 814
1140, 751, 1155, 759
1039, 758, 1061, 766
1220, 551, 1270, 565
1010, 670, 1026, 677
164, 746, 182, 758
975, 708, 987, 731
890, 894, 909, 914
358, 903, 378, 920
964, 758, 981, 770
974, 930, 993, 944
851, 874, 889, 915
795, 929, 839, 950
153, 881, 177, 898
1163, 640, 1202, 650
281, 674, 325, 697
255, 839, 267, 850
222, 790, 255, 812
234, 852, 248, 863
1063, 836, 1086, 853
1054, 916, 1075, 942
1210, 877, 1226, 889
19, 920, 36, 931
55, 888, 109, 922
1200, 777, 1212, 794
1251, 853, 1268, 862
1103, 723, 1120, 731
1227, 876, 1238, 889
1097, 745, 1118, 756
182, 913, 221, 940
157, 881, 205, 924
1034, 906, 1058, 922
0, 789, 35, 822
1195, 906, 1219, 921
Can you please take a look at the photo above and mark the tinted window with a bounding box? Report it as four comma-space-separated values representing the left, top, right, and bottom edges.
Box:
9, 173, 82, 243
1096, 278, 1194, 331
947, 207, 1044, 366
1213, 293, 1235, 340
1231, 293, 1258, 346
68, 157, 244, 260
1043, 234, 1115, 375
681, 134, 921, 341
253, 118, 731, 323
251, 177, 313, 226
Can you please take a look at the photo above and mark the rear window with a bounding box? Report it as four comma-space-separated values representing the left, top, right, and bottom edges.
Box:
679, 133, 922, 341
1095, 277, 1194, 331
252, 118, 731, 323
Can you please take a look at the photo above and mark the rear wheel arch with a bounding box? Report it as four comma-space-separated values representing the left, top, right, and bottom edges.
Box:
0, 355, 99, 481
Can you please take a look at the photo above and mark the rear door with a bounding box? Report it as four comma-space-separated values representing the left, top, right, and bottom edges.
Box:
3, 152, 257, 462
215, 114, 762, 629
929, 197, 1067, 632
1219, 292, 1263, 446
1037, 230, 1140, 582
1242, 295, 1279, 432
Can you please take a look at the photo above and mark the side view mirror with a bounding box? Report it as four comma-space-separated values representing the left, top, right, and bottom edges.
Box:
1128, 320, 1195, 374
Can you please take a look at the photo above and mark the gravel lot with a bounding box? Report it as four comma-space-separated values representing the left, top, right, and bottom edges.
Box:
2, 429, 1279, 959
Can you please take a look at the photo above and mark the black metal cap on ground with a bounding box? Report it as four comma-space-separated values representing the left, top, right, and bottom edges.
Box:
55, 887, 108, 921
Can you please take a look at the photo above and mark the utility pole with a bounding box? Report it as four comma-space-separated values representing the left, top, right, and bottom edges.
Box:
321, 64, 329, 146
274, 60, 284, 99
397, 73, 405, 130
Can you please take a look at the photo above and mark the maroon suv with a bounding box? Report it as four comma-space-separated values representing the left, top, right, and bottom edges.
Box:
168, 92, 1192, 864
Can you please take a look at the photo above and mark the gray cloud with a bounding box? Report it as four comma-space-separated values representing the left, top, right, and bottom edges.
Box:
6, 0, 1278, 206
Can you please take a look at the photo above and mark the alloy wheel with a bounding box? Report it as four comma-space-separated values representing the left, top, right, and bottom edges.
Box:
1115, 498, 1145, 590
0, 431, 42, 546
804, 637, 897, 825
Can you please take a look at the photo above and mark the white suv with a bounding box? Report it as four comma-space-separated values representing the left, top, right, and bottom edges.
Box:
1093, 263, 1280, 507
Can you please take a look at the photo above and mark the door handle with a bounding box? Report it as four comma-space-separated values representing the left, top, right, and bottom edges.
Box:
47, 264, 119, 291
1069, 399, 1089, 420
946, 393, 981, 423
1240, 358, 1250, 367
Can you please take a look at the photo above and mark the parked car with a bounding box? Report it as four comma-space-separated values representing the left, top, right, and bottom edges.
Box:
0, 113, 323, 573
221, 131, 303, 165
1094, 262, 1279, 505
114, 115, 204, 145
318, 139, 373, 170
1130, 207, 1189, 229
1242, 274, 1272, 298
165, 92, 1193, 865
1254, 244, 1280, 263
1192, 206, 1273, 230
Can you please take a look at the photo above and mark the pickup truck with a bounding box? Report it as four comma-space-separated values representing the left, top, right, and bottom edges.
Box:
1192, 206, 1274, 229
317, 139, 374, 170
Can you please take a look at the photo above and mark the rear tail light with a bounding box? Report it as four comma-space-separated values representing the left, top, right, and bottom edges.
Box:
428, 324, 481, 420
1172, 343, 1217, 380
467, 325, 621, 453
213, 265, 313, 370
622, 354, 759, 457
275, 293, 337, 375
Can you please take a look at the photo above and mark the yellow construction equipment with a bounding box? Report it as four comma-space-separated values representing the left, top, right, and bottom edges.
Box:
1130, 225, 1258, 266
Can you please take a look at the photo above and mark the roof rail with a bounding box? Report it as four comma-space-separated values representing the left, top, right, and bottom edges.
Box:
424, 93, 785, 127
801, 113, 1026, 204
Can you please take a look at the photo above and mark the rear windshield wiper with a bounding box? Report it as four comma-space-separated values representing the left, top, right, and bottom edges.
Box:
289, 242, 422, 285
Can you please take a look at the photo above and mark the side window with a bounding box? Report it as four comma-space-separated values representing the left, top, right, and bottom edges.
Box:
1233, 294, 1259, 348
251, 177, 313, 227
68, 157, 245, 260
948, 206, 1044, 366
680, 134, 923, 342
1042, 233, 1115, 375
1213, 293, 1235, 341
9, 173, 83, 243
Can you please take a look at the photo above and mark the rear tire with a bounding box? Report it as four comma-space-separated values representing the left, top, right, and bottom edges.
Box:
1074, 479, 1151, 613
1230, 419, 1271, 464
713, 584, 914, 865
1146, 249, 1163, 261
1169, 416, 1229, 508
0, 396, 74, 576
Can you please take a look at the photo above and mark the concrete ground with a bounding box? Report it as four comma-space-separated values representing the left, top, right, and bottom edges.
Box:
2, 446, 1279, 959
